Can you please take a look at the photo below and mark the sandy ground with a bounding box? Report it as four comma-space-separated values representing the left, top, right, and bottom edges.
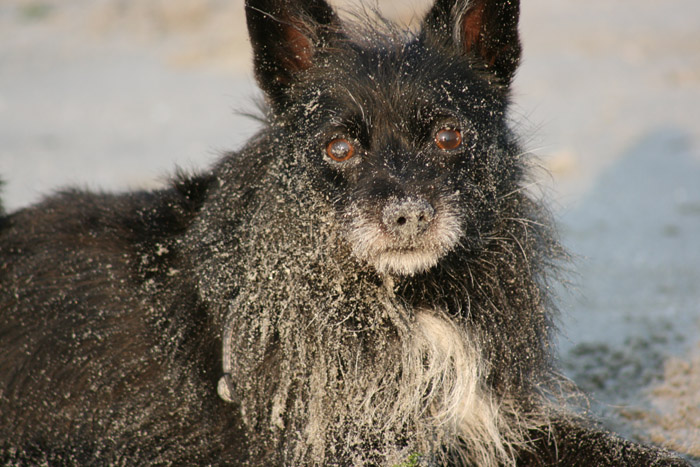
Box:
1, 0, 699, 461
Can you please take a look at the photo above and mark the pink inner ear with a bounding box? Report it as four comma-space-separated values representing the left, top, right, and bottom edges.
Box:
281, 21, 314, 75
462, 1, 486, 55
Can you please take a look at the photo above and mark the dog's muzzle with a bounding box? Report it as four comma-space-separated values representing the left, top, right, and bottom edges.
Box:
382, 198, 436, 242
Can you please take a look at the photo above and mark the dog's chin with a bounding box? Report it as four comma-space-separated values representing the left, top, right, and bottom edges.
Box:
345, 218, 461, 277
371, 249, 443, 276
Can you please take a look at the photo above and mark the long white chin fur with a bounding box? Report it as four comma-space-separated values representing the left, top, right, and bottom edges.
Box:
374, 249, 441, 276
397, 310, 521, 466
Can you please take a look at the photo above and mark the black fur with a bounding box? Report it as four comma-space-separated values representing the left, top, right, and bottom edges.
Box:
0, 0, 692, 465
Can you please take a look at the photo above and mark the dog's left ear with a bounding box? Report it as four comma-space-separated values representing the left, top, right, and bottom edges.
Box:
421, 0, 521, 85
245, 0, 341, 109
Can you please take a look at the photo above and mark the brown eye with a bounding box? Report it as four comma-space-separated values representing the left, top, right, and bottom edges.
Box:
326, 138, 355, 162
435, 128, 462, 151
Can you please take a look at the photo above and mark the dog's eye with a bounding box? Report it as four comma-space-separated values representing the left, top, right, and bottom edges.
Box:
326, 138, 355, 162
435, 129, 462, 151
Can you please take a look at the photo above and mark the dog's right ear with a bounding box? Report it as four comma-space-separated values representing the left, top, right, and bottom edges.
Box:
421, 0, 521, 85
245, 0, 341, 109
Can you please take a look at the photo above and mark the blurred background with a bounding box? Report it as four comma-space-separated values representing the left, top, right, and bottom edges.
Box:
1, 0, 699, 459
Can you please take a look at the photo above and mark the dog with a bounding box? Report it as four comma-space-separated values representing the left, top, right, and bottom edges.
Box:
0, 0, 692, 465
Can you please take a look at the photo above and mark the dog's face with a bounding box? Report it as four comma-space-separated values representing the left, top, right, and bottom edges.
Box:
246, 0, 522, 276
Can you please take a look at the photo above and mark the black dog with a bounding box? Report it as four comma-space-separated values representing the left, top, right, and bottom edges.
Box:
0, 0, 692, 465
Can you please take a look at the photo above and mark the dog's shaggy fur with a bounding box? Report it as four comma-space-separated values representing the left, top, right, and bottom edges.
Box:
0, 0, 692, 465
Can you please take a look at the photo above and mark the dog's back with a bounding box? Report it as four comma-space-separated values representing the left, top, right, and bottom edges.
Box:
0, 179, 251, 464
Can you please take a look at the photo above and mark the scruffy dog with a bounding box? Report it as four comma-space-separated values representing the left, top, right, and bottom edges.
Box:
0, 0, 692, 465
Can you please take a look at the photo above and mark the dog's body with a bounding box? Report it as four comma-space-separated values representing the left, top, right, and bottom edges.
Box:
0, 0, 691, 465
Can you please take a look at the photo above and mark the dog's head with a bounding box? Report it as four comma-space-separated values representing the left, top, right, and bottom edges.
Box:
246, 0, 523, 276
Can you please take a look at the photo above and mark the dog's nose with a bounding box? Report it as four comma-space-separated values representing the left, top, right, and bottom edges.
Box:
382, 198, 435, 240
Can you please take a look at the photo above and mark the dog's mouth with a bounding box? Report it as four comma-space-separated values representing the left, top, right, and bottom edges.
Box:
372, 247, 445, 276
343, 196, 462, 276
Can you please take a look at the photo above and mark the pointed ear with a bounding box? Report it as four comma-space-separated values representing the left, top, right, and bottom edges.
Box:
245, 0, 341, 107
421, 0, 521, 84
